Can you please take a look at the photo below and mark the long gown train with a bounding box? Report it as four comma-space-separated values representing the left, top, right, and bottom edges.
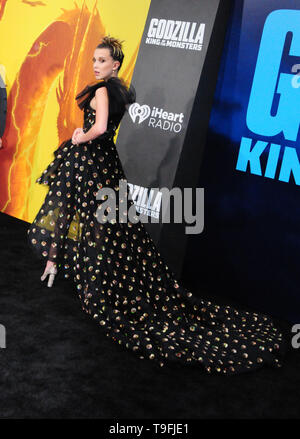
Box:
27, 77, 288, 375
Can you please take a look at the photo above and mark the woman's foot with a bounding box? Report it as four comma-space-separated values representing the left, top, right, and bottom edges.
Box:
41, 260, 57, 287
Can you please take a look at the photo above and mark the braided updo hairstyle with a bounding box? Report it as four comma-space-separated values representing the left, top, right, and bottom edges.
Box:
96, 36, 125, 71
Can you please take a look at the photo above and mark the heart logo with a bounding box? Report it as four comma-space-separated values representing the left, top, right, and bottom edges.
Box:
129, 103, 151, 124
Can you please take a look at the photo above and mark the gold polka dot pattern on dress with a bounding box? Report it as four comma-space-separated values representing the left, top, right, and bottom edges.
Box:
27, 78, 288, 375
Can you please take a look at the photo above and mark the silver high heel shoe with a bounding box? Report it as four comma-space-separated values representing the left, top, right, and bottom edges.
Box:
41, 264, 58, 288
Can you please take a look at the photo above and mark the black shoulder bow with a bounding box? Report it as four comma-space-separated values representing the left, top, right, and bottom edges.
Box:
75, 77, 136, 113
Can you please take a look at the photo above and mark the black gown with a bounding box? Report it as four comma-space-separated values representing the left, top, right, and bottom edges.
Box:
28, 77, 288, 375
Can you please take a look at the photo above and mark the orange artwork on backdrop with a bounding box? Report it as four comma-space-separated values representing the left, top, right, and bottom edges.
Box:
0, 1, 140, 221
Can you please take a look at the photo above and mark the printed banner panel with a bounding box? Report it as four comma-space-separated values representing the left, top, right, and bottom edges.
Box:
191, 0, 300, 322
0, 0, 150, 222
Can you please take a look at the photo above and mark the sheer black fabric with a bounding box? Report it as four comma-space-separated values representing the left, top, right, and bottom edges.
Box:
28, 77, 288, 374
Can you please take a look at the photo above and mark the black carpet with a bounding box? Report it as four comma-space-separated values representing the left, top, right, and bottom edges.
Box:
0, 211, 299, 419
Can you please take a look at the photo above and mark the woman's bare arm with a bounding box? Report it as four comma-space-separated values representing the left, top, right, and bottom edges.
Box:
74, 86, 109, 143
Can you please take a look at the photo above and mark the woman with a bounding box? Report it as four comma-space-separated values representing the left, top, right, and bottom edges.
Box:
28, 36, 288, 374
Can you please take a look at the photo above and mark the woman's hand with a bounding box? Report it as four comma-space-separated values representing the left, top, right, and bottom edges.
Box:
72, 128, 84, 145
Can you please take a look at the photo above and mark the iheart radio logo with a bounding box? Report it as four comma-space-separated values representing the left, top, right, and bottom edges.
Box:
129, 103, 151, 124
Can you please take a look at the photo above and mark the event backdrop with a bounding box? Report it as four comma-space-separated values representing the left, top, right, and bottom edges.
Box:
183, 0, 300, 323
1, 0, 299, 322
0, 0, 231, 277
0, 0, 150, 220
116, 0, 231, 275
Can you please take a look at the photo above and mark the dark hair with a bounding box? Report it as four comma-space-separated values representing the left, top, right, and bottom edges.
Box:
96, 35, 124, 71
